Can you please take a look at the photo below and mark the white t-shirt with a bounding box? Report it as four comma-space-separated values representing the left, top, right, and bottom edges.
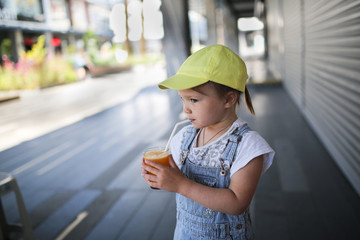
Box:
169, 118, 274, 177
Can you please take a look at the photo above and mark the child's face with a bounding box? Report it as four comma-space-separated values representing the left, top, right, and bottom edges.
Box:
178, 84, 229, 129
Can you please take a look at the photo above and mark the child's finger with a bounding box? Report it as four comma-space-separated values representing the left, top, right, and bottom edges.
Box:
145, 160, 162, 169
141, 172, 157, 187
143, 173, 156, 182
143, 160, 160, 174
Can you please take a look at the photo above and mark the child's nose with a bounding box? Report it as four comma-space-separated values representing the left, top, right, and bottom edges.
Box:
183, 104, 191, 114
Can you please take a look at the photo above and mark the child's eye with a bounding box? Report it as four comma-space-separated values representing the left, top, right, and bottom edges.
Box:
190, 98, 198, 103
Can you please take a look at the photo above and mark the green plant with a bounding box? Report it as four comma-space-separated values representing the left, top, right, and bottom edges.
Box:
21, 35, 47, 66
83, 30, 99, 63
0, 35, 76, 90
83, 30, 99, 51
1, 39, 12, 56
40, 57, 76, 87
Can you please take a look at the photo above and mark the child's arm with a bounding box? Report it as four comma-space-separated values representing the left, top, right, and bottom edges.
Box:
141, 155, 264, 215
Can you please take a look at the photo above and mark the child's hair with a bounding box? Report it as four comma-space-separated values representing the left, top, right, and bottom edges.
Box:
206, 81, 255, 115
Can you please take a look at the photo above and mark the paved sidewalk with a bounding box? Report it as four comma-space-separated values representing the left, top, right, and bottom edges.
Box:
0, 63, 166, 152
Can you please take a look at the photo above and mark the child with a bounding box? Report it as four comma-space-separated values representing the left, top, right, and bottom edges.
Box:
141, 45, 274, 239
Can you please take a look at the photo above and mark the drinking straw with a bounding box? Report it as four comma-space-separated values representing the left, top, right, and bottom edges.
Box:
164, 119, 190, 152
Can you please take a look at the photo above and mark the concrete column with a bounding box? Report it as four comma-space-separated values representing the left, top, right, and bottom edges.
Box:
161, 0, 191, 77
12, 30, 24, 62
205, 0, 218, 46
68, 35, 76, 50
221, 1, 239, 53
44, 32, 54, 58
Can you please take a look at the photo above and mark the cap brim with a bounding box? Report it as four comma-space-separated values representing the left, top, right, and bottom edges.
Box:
158, 74, 208, 90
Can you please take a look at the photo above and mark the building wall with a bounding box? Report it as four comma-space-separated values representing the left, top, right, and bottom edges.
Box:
266, 0, 360, 195
0, 0, 112, 61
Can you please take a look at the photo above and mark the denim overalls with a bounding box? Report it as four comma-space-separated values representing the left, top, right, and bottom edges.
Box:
174, 124, 254, 240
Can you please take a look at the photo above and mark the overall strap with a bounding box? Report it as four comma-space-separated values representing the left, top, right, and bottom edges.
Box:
181, 127, 198, 151
180, 126, 199, 165
219, 124, 251, 175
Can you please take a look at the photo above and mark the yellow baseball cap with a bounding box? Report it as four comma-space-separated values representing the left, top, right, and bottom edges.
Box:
158, 45, 248, 92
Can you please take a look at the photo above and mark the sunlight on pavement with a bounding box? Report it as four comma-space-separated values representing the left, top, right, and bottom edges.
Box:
0, 63, 166, 152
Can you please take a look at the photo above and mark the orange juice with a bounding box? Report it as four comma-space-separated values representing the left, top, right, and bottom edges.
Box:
143, 148, 169, 190
143, 150, 169, 175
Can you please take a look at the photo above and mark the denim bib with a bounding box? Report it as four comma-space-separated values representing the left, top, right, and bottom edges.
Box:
174, 124, 254, 240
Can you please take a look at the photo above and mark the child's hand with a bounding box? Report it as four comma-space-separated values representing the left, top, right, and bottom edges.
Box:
141, 155, 184, 192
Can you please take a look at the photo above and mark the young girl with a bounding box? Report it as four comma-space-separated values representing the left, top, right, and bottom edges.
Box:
141, 45, 274, 239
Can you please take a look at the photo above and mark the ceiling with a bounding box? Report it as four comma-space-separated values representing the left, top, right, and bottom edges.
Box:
188, 0, 264, 19
225, 0, 264, 18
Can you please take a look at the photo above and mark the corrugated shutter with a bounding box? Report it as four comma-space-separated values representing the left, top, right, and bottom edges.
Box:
303, 0, 360, 194
282, 0, 304, 107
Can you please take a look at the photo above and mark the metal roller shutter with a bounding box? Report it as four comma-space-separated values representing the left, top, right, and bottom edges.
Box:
303, 0, 360, 194
283, 0, 304, 107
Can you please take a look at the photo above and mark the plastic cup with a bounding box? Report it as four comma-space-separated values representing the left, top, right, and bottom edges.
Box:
143, 147, 169, 189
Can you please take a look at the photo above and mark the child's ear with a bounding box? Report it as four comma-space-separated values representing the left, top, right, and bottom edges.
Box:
224, 91, 238, 108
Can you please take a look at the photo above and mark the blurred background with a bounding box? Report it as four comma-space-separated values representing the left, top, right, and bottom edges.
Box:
0, 0, 359, 239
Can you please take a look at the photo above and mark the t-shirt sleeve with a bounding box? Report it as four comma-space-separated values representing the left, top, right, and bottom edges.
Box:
169, 125, 190, 168
230, 131, 275, 177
